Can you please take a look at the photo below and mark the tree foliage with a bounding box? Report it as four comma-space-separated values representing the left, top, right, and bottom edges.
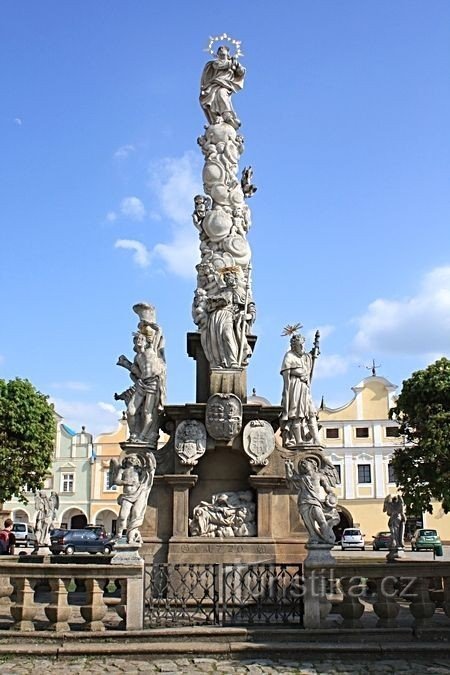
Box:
389, 358, 450, 515
0, 378, 55, 503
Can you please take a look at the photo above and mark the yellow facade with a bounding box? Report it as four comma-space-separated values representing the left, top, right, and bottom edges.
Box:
319, 376, 450, 543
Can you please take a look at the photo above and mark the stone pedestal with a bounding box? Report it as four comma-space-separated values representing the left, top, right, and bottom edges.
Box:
111, 542, 144, 566
303, 543, 336, 629
187, 332, 257, 403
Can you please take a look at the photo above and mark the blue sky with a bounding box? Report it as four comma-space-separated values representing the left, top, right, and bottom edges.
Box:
2, 1, 450, 435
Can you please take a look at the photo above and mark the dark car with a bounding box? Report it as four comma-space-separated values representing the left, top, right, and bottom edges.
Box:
372, 531, 392, 551
50, 529, 114, 555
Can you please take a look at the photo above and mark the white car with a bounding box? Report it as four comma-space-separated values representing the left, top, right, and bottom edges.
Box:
340, 527, 365, 551
12, 523, 37, 548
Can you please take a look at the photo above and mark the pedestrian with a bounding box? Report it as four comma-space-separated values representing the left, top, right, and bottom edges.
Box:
0, 518, 16, 555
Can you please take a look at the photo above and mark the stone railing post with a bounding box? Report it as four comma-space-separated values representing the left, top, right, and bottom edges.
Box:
409, 577, 435, 632
116, 570, 144, 630
443, 575, 450, 620
303, 564, 333, 629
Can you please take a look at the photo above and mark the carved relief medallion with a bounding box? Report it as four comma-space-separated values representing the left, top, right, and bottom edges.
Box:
175, 419, 207, 467
205, 393, 242, 441
243, 419, 275, 466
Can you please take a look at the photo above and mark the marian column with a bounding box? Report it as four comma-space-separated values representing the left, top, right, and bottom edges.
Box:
188, 35, 257, 402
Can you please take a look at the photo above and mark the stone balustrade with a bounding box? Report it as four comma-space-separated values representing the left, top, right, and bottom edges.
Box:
0, 558, 143, 632
304, 559, 450, 632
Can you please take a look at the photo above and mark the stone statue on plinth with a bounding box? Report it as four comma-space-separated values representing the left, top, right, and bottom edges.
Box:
34, 490, 59, 549
285, 455, 339, 547
384, 494, 406, 560
109, 452, 156, 544
280, 325, 321, 448
115, 303, 166, 447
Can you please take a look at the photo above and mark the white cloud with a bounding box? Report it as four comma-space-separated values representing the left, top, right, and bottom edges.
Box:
353, 266, 450, 355
14, 117, 22, 126
115, 239, 151, 267
114, 144, 135, 159
313, 354, 351, 380
50, 381, 91, 392
50, 397, 122, 438
120, 196, 146, 221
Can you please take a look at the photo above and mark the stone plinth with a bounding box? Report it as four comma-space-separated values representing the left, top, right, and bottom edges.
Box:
187, 332, 257, 403
111, 542, 144, 566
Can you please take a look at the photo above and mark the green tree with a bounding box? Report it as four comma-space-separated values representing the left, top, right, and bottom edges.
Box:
390, 357, 450, 515
0, 378, 55, 504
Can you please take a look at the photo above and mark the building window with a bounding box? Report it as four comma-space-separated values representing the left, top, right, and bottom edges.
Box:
326, 428, 339, 439
355, 427, 369, 438
333, 464, 342, 484
386, 427, 400, 438
388, 463, 397, 483
104, 471, 117, 491
61, 473, 74, 493
358, 464, 372, 484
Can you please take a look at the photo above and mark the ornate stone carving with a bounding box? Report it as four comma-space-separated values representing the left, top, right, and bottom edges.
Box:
285, 452, 339, 546
109, 451, 156, 544
189, 490, 256, 537
243, 420, 275, 466
175, 419, 207, 467
280, 325, 321, 448
193, 38, 256, 370
205, 392, 242, 440
114, 303, 166, 447
34, 491, 59, 547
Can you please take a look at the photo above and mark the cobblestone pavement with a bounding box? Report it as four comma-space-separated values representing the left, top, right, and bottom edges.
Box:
0, 656, 450, 674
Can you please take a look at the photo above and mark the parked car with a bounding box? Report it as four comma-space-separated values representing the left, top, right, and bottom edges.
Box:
341, 528, 365, 551
49, 529, 114, 555
410, 528, 443, 556
85, 524, 108, 539
372, 531, 392, 551
12, 523, 36, 548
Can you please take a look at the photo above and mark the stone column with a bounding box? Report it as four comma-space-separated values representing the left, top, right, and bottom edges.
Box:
165, 475, 198, 538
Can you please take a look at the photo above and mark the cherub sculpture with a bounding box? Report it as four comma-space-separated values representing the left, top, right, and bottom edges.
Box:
109, 452, 156, 544
383, 494, 405, 549
285, 455, 339, 546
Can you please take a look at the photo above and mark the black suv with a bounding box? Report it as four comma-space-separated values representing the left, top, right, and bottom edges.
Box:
49, 529, 114, 555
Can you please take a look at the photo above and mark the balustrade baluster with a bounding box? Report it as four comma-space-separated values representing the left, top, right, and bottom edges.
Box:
80, 578, 107, 631
10, 577, 39, 631
409, 577, 435, 631
373, 576, 400, 627
337, 576, 365, 628
45, 577, 71, 632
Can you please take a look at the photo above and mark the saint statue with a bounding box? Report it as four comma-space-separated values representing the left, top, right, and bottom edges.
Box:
200, 268, 255, 369
280, 330, 320, 447
199, 45, 245, 129
115, 303, 166, 447
285, 456, 339, 546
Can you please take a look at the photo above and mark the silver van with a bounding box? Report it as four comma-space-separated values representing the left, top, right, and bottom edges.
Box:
12, 523, 36, 548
